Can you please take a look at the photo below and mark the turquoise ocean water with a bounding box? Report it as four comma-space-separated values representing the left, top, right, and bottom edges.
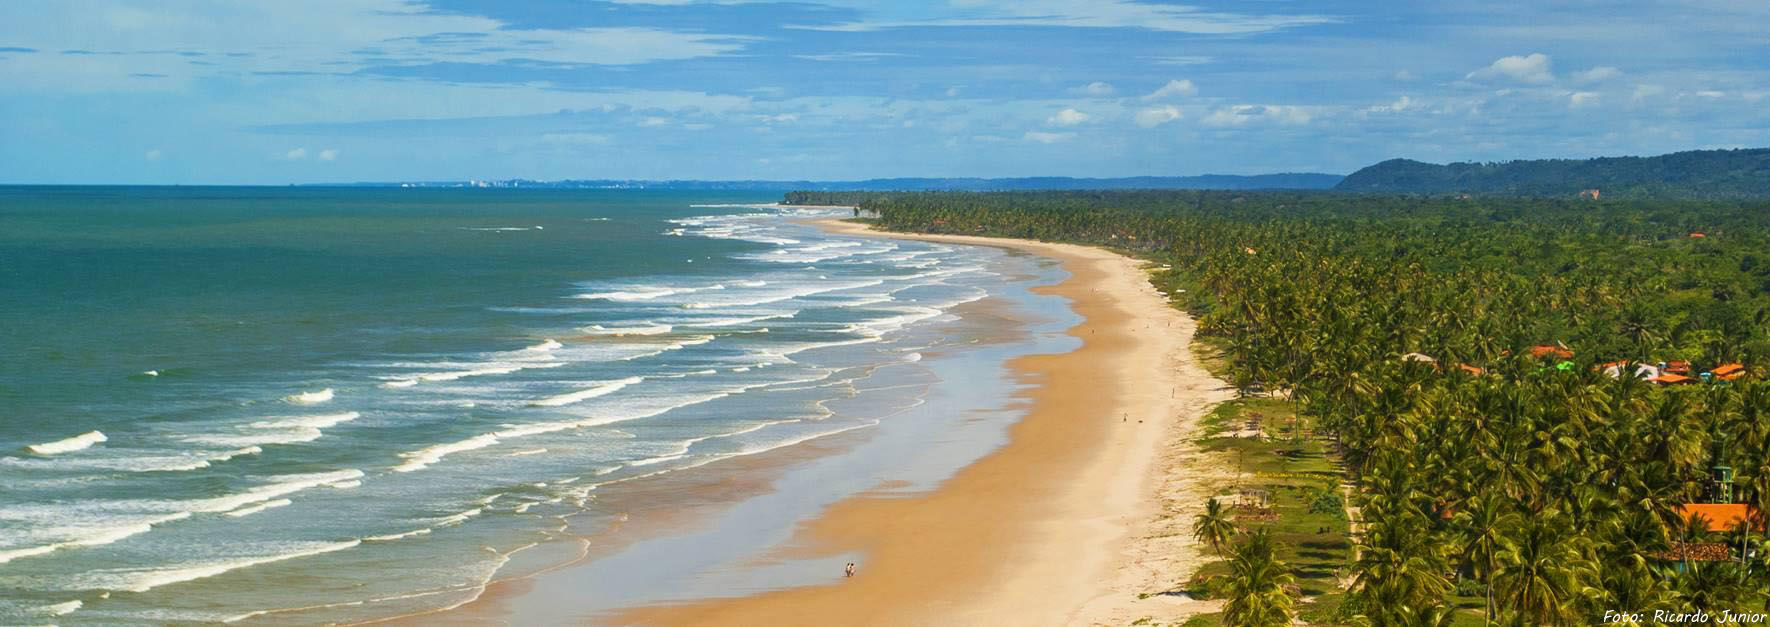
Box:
0, 187, 1060, 624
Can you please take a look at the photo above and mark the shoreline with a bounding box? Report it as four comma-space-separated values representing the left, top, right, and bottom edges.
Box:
614, 219, 1234, 625
381, 220, 1071, 625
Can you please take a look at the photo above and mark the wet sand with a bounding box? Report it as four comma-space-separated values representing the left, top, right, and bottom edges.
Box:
613, 220, 1234, 625
378, 236, 1076, 625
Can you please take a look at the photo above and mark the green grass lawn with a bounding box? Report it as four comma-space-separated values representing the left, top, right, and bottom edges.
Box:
1178, 396, 1356, 625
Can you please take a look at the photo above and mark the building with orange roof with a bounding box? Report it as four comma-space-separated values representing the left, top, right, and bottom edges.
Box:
1690, 232, 1707, 238
1651, 373, 1698, 386
1712, 364, 1746, 381
1664, 360, 1693, 376
1676, 504, 1764, 533
1527, 345, 1574, 360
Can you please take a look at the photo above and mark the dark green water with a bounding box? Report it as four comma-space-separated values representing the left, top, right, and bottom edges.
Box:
0, 186, 1040, 623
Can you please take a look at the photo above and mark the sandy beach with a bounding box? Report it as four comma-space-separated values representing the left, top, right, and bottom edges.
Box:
608, 220, 1234, 625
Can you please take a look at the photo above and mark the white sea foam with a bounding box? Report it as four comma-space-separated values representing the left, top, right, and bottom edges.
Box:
529, 376, 645, 407
580, 323, 673, 336
628, 453, 687, 467
678, 313, 790, 328
433, 508, 483, 527
0, 512, 193, 565
417, 363, 547, 382
574, 287, 677, 301
392, 434, 502, 473
849, 306, 945, 337
284, 388, 334, 404
248, 412, 359, 430
327, 480, 361, 489
25, 431, 106, 455
505, 448, 547, 457
523, 339, 563, 352
363, 528, 432, 542
1, 445, 260, 473
38, 600, 82, 616
682, 279, 884, 309
185, 469, 365, 514
182, 427, 324, 447
223, 498, 292, 518
615, 335, 715, 362
67, 540, 361, 592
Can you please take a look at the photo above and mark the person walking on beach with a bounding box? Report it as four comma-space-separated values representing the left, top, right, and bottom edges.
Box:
845, 562, 856, 578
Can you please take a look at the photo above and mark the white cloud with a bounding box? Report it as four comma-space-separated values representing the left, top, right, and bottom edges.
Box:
792, 52, 908, 62
792, 1, 1334, 35
1201, 105, 1312, 127
317, 148, 339, 161
1047, 108, 1091, 126
0, 2, 756, 93
1569, 91, 1599, 108
1393, 69, 1416, 81
1071, 81, 1115, 96
1631, 84, 1666, 102
539, 132, 611, 144
1366, 95, 1413, 113
1142, 79, 1197, 101
1149, 55, 1213, 66
1023, 131, 1075, 144
757, 113, 800, 123
945, 86, 963, 98
1694, 90, 1727, 99
1573, 66, 1622, 84
1466, 53, 1554, 84
1134, 105, 1183, 128
144, 149, 163, 161
283, 147, 307, 160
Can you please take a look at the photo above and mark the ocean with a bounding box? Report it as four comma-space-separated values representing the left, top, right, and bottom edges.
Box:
0, 186, 1069, 624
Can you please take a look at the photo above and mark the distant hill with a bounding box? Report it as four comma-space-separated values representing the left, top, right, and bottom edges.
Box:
1335, 148, 1770, 199
322, 173, 1343, 192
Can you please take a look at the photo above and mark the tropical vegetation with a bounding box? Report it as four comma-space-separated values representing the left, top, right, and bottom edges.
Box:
788, 188, 1770, 624
1336, 148, 1770, 199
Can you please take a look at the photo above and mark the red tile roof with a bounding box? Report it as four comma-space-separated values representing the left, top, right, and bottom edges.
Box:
1651, 374, 1698, 385
1528, 345, 1573, 360
1713, 364, 1746, 380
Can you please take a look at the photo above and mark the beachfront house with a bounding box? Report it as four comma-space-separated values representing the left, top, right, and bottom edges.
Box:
1712, 363, 1747, 381
1600, 361, 1661, 381
1663, 466, 1764, 564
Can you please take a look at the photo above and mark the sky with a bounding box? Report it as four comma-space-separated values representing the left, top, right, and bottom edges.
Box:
1, 1, 1767, 184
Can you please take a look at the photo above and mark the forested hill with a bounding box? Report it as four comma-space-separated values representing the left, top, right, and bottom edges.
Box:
1335, 148, 1770, 199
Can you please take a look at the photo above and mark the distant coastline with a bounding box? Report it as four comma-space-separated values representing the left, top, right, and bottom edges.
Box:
291, 173, 1345, 191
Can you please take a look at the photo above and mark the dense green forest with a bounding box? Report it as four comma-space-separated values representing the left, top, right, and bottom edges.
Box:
1337, 148, 1770, 199
787, 189, 1770, 625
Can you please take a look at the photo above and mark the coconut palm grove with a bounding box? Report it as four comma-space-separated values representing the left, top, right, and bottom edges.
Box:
787, 189, 1770, 625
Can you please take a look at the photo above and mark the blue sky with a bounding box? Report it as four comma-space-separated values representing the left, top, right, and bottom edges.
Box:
2, 1, 1766, 184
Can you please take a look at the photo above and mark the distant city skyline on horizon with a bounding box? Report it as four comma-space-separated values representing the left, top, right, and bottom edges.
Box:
2, 1, 1766, 184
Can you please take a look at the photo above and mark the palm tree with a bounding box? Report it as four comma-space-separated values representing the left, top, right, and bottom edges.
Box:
1454, 495, 1519, 622
1493, 512, 1593, 626
1222, 527, 1296, 627
1193, 497, 1237, 559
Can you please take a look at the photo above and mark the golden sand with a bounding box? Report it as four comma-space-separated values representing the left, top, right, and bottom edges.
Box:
611, 220, 1235, 625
